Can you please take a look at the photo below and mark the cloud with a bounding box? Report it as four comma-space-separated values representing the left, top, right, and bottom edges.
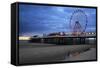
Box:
19, 4, 96, 36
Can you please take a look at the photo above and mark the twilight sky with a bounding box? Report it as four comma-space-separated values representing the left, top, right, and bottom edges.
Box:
19, 4, 96, 36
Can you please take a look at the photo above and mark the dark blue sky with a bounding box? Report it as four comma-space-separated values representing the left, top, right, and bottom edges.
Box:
19, 4, 96, 36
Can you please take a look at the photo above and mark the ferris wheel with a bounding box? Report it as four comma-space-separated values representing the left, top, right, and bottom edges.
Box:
70, 9, 88, 36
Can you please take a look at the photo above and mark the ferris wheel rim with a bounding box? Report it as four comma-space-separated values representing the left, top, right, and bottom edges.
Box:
69, 9, 88, 33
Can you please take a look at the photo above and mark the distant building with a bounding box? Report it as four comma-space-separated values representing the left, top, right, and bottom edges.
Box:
47, 32, 66, 36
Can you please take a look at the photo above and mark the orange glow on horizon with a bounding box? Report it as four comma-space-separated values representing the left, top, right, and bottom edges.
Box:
19, 36, 31, 40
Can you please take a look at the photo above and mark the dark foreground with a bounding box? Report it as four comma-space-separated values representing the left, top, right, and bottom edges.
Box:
19, 40, 96, 64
